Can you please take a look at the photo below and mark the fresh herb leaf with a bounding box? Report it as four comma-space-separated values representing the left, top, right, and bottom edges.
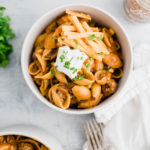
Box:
99, 36, 103, 40
88, 34, 96, 40
72, 76, 79, 81
79, 75, 84, 80
60, 54, 65, 62
85, 63, 90, 68
73, 69, 77, 73
70, 57, 73, 62
97, 52, 103, 55
75, 41, 79, 49
55, 65, 58, 68
70, 67, 74, 70
52, 38, 56, 42
86, 85, 90, 89
89, 56, 92, 60
64, 61, 71, 69
47, 63, 51, 67
99, 68, 104, 71
0, 7, 15, 68
80, 57, 83, 60
70, 67, 78, 74
62, 50, 68, 55
61, 38, 65, 41
51, 69, 55, 76
84, 70, 87, 74
108, 68, 114, 73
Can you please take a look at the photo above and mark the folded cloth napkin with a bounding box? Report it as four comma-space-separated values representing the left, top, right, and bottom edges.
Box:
95, 44, 150, 123
83, 44, 150, 150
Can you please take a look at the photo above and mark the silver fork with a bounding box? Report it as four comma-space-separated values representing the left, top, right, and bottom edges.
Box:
83, 119, 105, 150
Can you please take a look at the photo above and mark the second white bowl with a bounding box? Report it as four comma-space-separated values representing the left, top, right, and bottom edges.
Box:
0, 125, 63, 150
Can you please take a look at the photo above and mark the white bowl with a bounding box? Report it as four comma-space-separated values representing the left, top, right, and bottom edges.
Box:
21, 4, 133, 115
0, 125, 63, 150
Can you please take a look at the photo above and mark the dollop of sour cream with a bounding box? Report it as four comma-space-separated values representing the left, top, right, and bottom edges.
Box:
55, 46, 88, 79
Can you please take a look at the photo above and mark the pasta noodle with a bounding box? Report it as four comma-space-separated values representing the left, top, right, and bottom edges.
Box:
0, 135, 50, 150
28, 10, 123, 109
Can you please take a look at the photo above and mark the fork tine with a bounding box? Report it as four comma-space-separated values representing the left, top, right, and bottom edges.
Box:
93, 119, 104, 148
99, 123, 104, 136
89, 120, 103, 150
83, 123, 93, 150
86, 121, 98, 150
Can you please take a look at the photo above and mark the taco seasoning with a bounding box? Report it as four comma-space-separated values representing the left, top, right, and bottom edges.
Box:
123, 0, 150, 23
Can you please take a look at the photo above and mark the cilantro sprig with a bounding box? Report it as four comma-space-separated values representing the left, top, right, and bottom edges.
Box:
70, 67, 77, 74
64, 61, 71, 69
60, 54, 65, 62
88, 34, 96, 40
0, 7, 15, 68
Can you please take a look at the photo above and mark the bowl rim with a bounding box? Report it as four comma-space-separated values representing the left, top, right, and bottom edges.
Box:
21, 3, 133, 115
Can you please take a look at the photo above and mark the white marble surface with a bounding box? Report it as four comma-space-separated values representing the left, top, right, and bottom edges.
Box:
0, 0, 150, 150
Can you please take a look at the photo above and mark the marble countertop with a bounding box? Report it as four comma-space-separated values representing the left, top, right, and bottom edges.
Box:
0, 0, 150, 150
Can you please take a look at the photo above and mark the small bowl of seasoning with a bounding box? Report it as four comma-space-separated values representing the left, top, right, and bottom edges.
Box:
123, 0, 150, 23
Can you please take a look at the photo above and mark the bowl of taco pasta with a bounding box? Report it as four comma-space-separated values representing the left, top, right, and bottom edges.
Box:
0, 125, 63, 150
21, 4, 132, 114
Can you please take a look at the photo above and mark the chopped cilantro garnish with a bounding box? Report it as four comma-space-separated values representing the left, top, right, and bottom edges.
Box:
70, 67, 74, 70
88, 34, 96, 40
52, 38, 56, 42
79, 75, 84, 80
73, 68, 77, 74
100, 68, 104, 71
75, 41, 79, 49
99, 36, 103, 40
60, 54, 65, 62
55, 65, 58, 68
70, 57, 73, 62
80, 57, 83, 60
72, 76, 79, 81
62, 50, 68, 55
61, 38, 65, 41
84, 70, 87, 74
47, 63, 50, 67
73, 69, 77, 74
86, 85, 90, 89
86, 63, 90, 68
70, 67, 77, 73
64, 61, 71, 69
97, 52, 103, 55
108, 68, 114, 73
89, 56, 92, 60
51, 69, 55, 76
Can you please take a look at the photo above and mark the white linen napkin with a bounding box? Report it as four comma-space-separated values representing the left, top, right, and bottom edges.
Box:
83, 44, 150, 150
95, 44, 150, 123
